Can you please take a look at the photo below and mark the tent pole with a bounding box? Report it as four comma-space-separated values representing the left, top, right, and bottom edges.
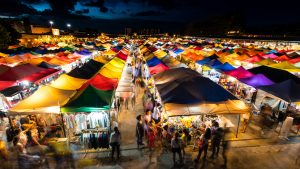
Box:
236, 114, 240, 138
60, 112, 66, 138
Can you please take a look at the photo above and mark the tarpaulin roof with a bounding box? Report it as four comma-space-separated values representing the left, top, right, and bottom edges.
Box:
149, 63, 169, 75
164, 100, 249, 116
262, 53, 278, 59
22, 68, 60, 83
154, 68, 237, 104
206, 59, 222, 67
50, 74, 87, 90
255, 58, 276, 65
98, 57, 125, 79
68, 59, 104, 79
196, 57, 211, 65
273, 55, 290, 62
0, 81, 16, 91
239, 74, 274, 88
154, 50, 167, 59
268, 61, 300, 72
47, 58, 70, 65
288, 57, 300, 64
102, 49, 117, 56
224, 66, 254, 79
248, 65, 300, 83
89, 74, 118, 90
93, 55, 110, 64
0, 65, 10, 75
258, 80, 300, 103
9, 86, 76, 114
147, 56, 162, 67
116, 51, 128, 60
212, 62, 235, 71
153, 68, 249, 116
38, 61, 58, 69
245, 55, 263, 63
0, 63, 47, 81
61, 85, 112, 112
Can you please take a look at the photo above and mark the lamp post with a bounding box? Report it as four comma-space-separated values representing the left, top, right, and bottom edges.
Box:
49, 21, 54, 28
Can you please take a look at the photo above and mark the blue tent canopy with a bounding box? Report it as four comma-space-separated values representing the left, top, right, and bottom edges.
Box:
196, 57, 211, 65
173, 48, 184, 54
258, 79, 300, 103
147, 56, 162, 67
212, 62, 235, 71
207, 59, 222, 67
154, 68, 237, 104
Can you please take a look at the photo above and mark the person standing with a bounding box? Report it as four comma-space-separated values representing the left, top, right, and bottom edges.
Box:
210, 127, 223, 159
194, 128, 211, 163
171, 132, 183, 166
136, 115, 144, 148
110, 127, 121, 160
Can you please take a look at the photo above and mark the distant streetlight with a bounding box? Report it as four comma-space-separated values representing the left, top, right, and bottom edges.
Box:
67, 23, 71, 28
49, 21, 54, 28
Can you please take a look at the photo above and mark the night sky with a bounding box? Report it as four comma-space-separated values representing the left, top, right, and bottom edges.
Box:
1, 0, 300, 33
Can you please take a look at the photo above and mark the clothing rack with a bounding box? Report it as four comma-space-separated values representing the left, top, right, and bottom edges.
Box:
81, 128, 109, 133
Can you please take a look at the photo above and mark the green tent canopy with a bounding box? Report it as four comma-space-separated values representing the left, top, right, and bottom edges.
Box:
61, 85, 113, 112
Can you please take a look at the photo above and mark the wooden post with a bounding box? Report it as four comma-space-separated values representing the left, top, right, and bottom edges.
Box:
236, 114, 241, 138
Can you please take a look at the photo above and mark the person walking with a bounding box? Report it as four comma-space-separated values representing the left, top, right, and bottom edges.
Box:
210, 127, 223, 159
171, 132, 183, 166
136, 115, 144, 148
194, 128, 211, 163
110, 127, 121, 160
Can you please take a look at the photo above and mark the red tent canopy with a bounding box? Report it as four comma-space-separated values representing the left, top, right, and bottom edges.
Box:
116, 51, 128, 61
89, 74, 118, 90
21, 68, 60, 84
273, 55, 290, 62
0, 81, 16, 91
149, 63, 169, 75
288, 57, 300, 64
224, 66, 254, 79
245, 55, 263, 63
0, 64, 46, 81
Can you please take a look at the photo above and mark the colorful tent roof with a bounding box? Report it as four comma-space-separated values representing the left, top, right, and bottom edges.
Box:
212, 62, 235, 71
262, 53, 278, 59
89, 74, 118, 90
258, 80, 300, 103
153, 68, 249, 116
248, 65, 300, 83
149, 63, 169, 75
50, 74, 87, 90
273, 55, 290, 62
147, 56, 162, 67
61, 85, 112, 112
224, 66, 254, 79
68, 59, 104, 79
239, 74, 274, 88
0, 81, 16, 91
268, 61, 300, 72
9, 86, 76, 114
245, 55, 263, 63
255, 58, 276, 65
0, 64, 47, 81
155, 68, 237, 104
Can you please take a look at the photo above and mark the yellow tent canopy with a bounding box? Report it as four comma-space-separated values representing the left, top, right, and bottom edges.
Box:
0, 52, 8, 58
9, 86, 76, 114
93, 55, 111, 64
102, 49, 116, 56
164, 100, 250, 117
50, 74, 87, 90
268, 61, 300, 72
48, 58, 69, 65
255, 58, 276, 65
27, 58, 45, 65
153, 50, 167, 59
98, 57, 125, 79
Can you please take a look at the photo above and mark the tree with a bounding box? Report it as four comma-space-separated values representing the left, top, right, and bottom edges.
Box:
0, 24, 11, 50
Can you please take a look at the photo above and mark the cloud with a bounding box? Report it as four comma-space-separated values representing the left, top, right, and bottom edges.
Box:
75, 8, 90, 15
0, 0, 39, 16
83, 0, 108, 13
132, 10, 164, 17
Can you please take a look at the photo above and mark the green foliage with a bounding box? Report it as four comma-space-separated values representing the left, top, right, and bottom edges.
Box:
0, 20, 21, 50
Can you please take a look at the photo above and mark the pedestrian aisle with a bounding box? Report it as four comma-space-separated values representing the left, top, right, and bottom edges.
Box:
119, 86, 145, 146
